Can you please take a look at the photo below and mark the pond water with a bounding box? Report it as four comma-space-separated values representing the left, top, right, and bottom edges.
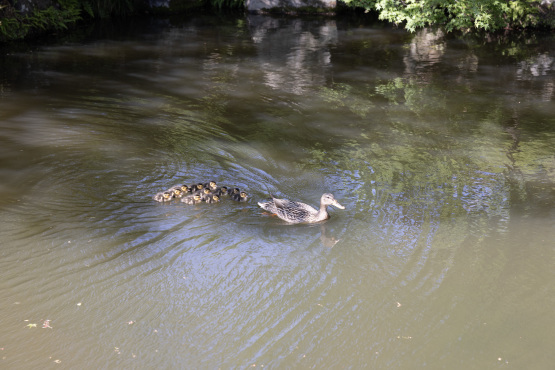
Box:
1, 13, 554, 369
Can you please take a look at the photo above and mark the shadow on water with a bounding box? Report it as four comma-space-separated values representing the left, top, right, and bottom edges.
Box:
0, 12, 554, 369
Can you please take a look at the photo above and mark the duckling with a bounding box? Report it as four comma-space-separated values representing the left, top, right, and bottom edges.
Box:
192, 183, 204, 194
203, 180, 218, 191
175, 184, 192, 194
228, 187, 240, 196
183, 185, 194, 194
181, 193, 203, 204
153, 191, 173, 202
232, 191, 248, 202
215, 186, 229, 197
205, 194, 221, 204
171, 187, 184, 198
198, 187, 213, 201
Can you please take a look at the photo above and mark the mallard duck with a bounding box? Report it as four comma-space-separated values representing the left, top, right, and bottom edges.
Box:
181, 194, 203, 204
153, 191, 174, 202
232, 191, 248, 202
205, 194, 221, 203
258, 193, 345, 224
204, 181, 218, 191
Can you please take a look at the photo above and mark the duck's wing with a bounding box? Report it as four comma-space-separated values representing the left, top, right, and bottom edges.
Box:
258, 195, 290, 213
258, 200, 278, 213
271, 198, 318, 223
275, 198, 317, 212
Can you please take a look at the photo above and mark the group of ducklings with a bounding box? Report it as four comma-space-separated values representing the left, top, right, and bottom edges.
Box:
153, 181, 248, 204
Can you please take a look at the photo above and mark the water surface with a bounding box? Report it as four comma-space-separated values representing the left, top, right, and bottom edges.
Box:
0, 14, 554, 369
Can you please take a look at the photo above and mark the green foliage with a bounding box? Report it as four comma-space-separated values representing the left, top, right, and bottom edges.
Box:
342, 0, 546, 32
0, 1, 82, 41
0, 0, 140, 41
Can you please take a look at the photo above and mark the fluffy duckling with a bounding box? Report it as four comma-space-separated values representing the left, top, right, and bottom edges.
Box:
170, 187, 184, 198
181, 194, 203, 204
205, 194, 221, 204
215, 186, 229, 197
178, 184, 193, 194
198, 188, 213, 201
228, 187, 240, 196
232, 191, 248, 202
153, 191, 173, 202
204, 180, 218, 191
191, 183, 204, 193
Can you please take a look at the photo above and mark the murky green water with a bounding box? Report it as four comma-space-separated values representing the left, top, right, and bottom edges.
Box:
1, 14, 554, 369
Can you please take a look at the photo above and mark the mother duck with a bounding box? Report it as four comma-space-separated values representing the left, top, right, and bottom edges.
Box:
258, 193, 345, 224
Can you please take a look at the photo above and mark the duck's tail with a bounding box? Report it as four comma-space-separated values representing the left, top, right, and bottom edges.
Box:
261, 183, 278, 200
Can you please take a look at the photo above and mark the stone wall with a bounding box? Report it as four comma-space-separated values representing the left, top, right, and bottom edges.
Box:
246, 0, 337, 13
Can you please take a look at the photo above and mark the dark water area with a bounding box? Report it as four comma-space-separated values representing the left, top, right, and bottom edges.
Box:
0, 14, 554, 369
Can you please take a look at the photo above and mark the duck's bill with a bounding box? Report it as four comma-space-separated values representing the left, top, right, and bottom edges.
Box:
332, 200, 345, 209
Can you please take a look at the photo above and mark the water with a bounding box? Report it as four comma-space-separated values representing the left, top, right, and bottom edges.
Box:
1, 14, 554, 369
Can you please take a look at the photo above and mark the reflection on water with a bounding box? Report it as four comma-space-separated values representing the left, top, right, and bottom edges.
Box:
249, 15, 337, 94
0, 14, 554, 369
404, 28, 445, 76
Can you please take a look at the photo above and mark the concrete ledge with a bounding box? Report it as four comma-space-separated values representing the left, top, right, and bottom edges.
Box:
246, 0, 336, 14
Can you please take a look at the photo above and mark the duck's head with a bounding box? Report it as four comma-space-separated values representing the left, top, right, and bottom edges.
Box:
181, 185, 190, 192
203, 188, 211, 195
193, 194, 202, 202
321, 193, 345, 209
173, 188, 183, 197
231, 187, 240, 194
212, 195, 220, 202
208, 181, 217, 189
163, 192, 173, 200
196, 183, 204, 190
220, 186, 228, 193
240, 191, 248, 199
